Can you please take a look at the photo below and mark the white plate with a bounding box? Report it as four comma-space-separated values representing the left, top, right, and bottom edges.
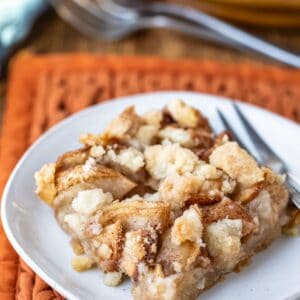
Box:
2, 92, 300, 300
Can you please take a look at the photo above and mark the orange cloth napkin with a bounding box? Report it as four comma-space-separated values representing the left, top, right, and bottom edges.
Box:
0, 53, 300, 299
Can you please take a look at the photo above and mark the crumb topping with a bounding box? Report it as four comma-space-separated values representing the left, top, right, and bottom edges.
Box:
72, 188, 113, 215
106, 147, 145, 172
71, 255, 95, 272
159, 126, 195, 147
98, 243, 113, 259
104, 106, 144, 140
34, 163, 57, 205
143, 192, 160, 202
144, 144, 198, 180
206, 219, 243, 268
209, 142, 264, 187
135, 125, 159, 146
167, 100, 201, 128
90, 145, 106, 160
193, 163, 219, 180
171, 205, 203, 246
103, 271, 123, 286
34, 100, 289, 300
142, 109, 163, 126
64, 213, 88, 237
159, 173, 204, 209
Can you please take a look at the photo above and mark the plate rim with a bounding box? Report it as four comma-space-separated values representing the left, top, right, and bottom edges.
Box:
1, 91, 300, 300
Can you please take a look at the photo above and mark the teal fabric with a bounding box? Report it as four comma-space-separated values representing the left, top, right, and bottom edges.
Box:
0, 0, 47, 65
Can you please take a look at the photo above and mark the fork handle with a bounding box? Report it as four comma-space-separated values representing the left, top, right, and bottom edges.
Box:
141, 3, 300, 68
138, 16, 239, 48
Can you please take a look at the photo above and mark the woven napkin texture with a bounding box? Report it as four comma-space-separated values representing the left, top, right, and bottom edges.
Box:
0, 53, 300, 300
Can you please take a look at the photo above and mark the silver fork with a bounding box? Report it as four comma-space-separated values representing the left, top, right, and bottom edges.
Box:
52, 0, 300, 67
51, 0, 238, 45
217, 103, 300, 209
95, 0, 300, 68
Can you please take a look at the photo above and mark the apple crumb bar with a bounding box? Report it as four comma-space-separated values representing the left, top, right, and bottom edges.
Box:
35, 100, 297, 300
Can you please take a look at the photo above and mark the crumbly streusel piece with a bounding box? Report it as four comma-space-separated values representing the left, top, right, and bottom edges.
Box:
34, 163, 57, 205
142, 109, 163, 126
209, 141, 264, 188
171, 205, 203, 246
144, 144, 199, 180
105, 147, 145, 172
104, 106, 144, 140
206, 218, 243, 270
167, 100, 205, 128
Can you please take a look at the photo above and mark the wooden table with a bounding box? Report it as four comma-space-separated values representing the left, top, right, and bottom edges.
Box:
1, 8, 300, 128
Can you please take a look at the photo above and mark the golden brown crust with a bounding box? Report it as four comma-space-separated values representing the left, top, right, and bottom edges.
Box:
202, 198, 256, 237
197, 131, 232, 162
209, 141, 264, 188
100, 200, 170, 232
55, 164, 136, 199
233, 182, 264, 204
90, 221, 123, 272
56, 147, 90, 171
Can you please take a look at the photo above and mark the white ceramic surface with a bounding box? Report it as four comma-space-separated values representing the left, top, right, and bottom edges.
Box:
1, 92, 300, 300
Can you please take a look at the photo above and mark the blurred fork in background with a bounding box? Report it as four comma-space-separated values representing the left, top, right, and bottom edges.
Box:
51, 0, 237, 45
2, 0, 300, 75
50, 0, 300, 67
